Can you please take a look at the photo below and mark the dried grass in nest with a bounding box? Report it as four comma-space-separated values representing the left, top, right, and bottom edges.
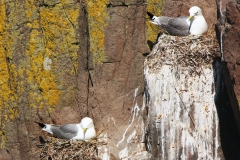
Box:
39, 137, 103, 160
146, 24, 221, 75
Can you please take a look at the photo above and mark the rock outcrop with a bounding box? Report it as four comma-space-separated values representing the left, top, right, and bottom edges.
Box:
144, 33, 224, 159
0, 0, 240, 159
0, 0, 148, 159
215, 0, 240, 159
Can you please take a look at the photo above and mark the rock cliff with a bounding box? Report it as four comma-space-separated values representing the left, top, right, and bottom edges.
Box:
144, 32, 223, 159
0, 0, 239, 159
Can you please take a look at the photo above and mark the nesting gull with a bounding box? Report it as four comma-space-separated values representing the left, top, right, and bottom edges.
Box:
36, 117, 96, 141
147, 6, 208, 36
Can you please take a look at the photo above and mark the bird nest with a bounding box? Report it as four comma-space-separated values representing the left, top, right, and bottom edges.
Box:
39, 137, 103, 160
145, 25, 220, 75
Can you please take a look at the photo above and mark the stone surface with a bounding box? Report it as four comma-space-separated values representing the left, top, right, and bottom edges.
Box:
0, 149, 12, 160
215, 1, 240, 159
213, 58, 240, 159
144, 34, 224, 159
0, 0, 148, 159
0, 0, 240, 159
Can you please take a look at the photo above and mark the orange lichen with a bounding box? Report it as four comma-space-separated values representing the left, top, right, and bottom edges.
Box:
146, 0, 165, 45
0, 0, 79, 148
86, 0, 108, 65
0, 1, 19, 147
25, 0, 37, 19
26, 1, 80, 112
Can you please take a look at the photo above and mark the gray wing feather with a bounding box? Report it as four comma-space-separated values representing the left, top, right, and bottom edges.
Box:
50, 124, 79, 140
159, 16, 190, 36
168, 17, 189, 30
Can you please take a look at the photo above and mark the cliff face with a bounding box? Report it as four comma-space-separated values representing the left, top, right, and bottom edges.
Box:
221, 1, 240, 131
144, 32, 224, 159
215, 1, 240, 159
0, 1, 83, 159
0, 0, 240, 159
0, 0, 148, 159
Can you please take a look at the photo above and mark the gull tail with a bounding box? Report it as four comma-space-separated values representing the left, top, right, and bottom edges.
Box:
35, 121, 46, 128
147, 12, 154, 19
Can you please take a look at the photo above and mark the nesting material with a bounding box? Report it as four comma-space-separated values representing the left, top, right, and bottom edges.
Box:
146, 25, 220, 75
39, 137, 102, 160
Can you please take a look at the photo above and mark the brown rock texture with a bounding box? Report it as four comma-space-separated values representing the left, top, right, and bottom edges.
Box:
0, 0, 239, 159
224, 2, 240, 110
215, 0, 240, 159
0, 0, 148, 159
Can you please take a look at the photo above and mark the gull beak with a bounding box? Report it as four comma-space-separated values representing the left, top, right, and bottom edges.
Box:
83, 128, 87, 140
188, 15, 194, 20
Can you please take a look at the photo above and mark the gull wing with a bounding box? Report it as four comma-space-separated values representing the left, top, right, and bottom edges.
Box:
50, 124, 80, 140
159, 16, 190, 36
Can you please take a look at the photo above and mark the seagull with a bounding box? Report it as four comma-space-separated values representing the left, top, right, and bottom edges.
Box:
147, 6, 208, 36
36, 117, 96, 141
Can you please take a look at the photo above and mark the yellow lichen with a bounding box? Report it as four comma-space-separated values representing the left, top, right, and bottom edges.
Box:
0, 1, 19, 147
146, 0, 165, 45
0, 0, 79, 148
24, 0, 79, 113
25, 0, 37, 19
86, 0, 108, 65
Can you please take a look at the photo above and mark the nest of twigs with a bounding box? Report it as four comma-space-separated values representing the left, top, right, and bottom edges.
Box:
39, 137, 102, 160
145, 25, 220, 75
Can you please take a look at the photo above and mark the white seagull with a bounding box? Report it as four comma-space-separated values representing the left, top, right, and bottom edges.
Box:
147, 6, 208, 36
36, 117, 96, 141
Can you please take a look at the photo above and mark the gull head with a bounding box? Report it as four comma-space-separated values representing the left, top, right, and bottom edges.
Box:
80, 117, 94, 140
188, 6, 203, 20
151, 16, 160, 25
146, 12, 161, 26
42, 124, 53, 134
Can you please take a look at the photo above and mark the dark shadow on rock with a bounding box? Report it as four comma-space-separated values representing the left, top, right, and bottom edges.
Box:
142, 52, 150, 56
146, 33, 162, 52
147, 40, 154, 51
213, 58, 240, 160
